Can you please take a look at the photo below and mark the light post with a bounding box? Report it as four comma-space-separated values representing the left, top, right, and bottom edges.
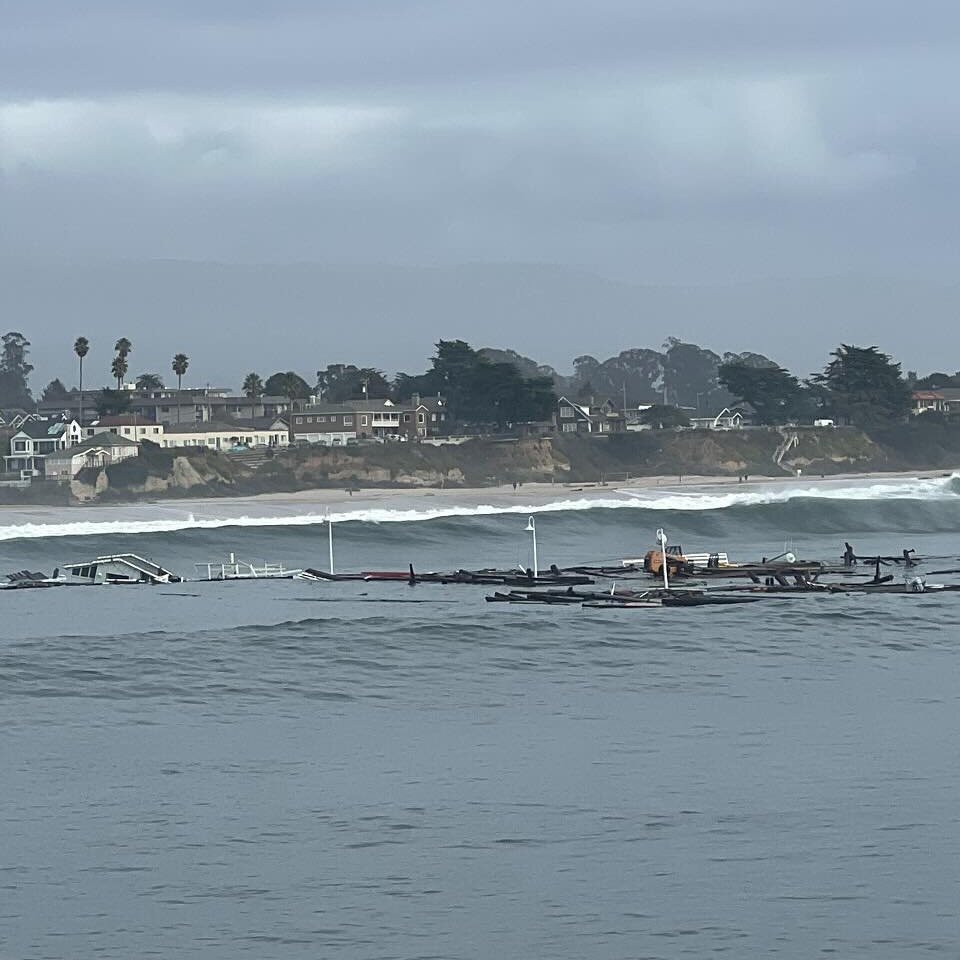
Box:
327, 512, 335, 575
656, 527, 670, 591
525, 516, 538, 578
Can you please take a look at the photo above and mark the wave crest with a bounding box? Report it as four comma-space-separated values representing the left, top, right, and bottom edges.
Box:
0, 473, 956, 542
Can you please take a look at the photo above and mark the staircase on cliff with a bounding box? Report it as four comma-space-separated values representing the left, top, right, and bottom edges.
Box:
773, 430, 800, 474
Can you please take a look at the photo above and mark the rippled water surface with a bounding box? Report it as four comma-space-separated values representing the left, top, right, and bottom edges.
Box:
3, 482, 960, 958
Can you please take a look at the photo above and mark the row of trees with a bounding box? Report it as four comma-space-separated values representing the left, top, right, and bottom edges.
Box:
717, 345, 913, 427
241, 341, 556, 429
0, 330, 936, 432
0, 334, 194, 413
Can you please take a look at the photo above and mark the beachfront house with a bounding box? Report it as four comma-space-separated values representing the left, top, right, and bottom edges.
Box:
3, 419, 83, 478
43, 434, 140, 480
290, 395, 449, 445
161, 420, 288, 450
88, 415, 166, 443
690, 408, 746, 431
554, 397, 625, 434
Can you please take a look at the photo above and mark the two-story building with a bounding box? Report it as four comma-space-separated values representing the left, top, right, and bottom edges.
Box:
88, 415, 166, 443
4, 420, 83, 477
290, 396, 449, 445
127, 388, 292, 425
554, 397, 625, 434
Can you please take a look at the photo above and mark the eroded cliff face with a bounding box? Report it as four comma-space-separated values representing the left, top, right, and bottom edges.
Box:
71, 453, 246, 501
31, 427, 951, 507
281, 438, 565, 489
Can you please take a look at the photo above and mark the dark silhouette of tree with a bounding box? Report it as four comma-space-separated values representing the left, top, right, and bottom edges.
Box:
0, 331, 34, 408
98, 388, 131, 416
243, 372, 264, 420
74, 336, 90, 424
718, 361, 805, 425
639, 404, 691, 429
814, 344, 911, 425
172, 353, 189, 390
395, 339, 556, 428
111, 354, 129, 389
316, 364, 390, 402
41, 378, 71, 403
265, 372, 312, 403
112, 337, 132, 389
662, 338, 729, 409
136, 372, 164, 391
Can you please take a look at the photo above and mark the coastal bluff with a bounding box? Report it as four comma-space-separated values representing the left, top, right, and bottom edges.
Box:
3, 421, 959, 506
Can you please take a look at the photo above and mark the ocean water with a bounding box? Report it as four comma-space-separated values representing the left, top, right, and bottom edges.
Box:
3, 475, 960, 959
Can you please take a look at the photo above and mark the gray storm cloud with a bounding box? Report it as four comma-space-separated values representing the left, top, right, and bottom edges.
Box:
1, 1, 958, 382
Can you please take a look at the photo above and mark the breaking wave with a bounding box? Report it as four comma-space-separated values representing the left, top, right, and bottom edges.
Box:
0, 473, 956, 542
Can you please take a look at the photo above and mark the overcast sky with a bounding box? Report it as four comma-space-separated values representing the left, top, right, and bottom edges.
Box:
1, 1, 959, 383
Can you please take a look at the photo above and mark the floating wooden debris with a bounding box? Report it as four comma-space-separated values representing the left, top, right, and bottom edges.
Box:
1, 569, 65, 590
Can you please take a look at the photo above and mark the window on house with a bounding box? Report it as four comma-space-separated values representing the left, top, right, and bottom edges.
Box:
431, 414, 438, 421
418, 413, 425, 424
560, 406, 574, 418
403, 414, 411, 423
296, 417, 303, 424
562, 423, 577, 432
361, 415, 368, 426
13, 441, 26, 452
344, 416, 353, 425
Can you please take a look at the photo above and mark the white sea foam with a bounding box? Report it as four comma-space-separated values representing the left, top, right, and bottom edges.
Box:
0, 474, 956, 542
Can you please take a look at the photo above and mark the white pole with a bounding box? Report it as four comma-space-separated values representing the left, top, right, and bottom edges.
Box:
657, 528, 669, 590
526, 516, 538, 578
328, 514, 335, 575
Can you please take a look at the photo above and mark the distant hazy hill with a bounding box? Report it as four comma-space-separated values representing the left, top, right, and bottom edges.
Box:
1, 259, 956, 388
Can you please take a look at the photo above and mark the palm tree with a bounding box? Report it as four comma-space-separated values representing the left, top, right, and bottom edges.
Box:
172, 353, 190, 423
243, 372, 264, 421
111, 354, 129, 389
136, 372, 164, 391
73, 336, 89, 424
112, 337, 132, 389
172, 353, 189, 390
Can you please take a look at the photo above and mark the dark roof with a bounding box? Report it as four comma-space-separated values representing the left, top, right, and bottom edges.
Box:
130, 393, 290, 407
17, 420, 71, 440
163, 421, 257, 435
46, 434, 139, 457
301, 399, 393, 414
415, 397, 446, 411
96, 415, 145, 426
229, 416, 289, 430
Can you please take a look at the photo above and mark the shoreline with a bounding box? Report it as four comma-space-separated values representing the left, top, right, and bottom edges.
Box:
0, 467, 955, 532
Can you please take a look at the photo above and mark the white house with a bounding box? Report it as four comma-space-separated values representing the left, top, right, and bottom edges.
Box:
690, 407, 745, 431
4, 419, 83, 477
88, 415, 165, 444
43, 434, 140, 480
161, 420, 289, 451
